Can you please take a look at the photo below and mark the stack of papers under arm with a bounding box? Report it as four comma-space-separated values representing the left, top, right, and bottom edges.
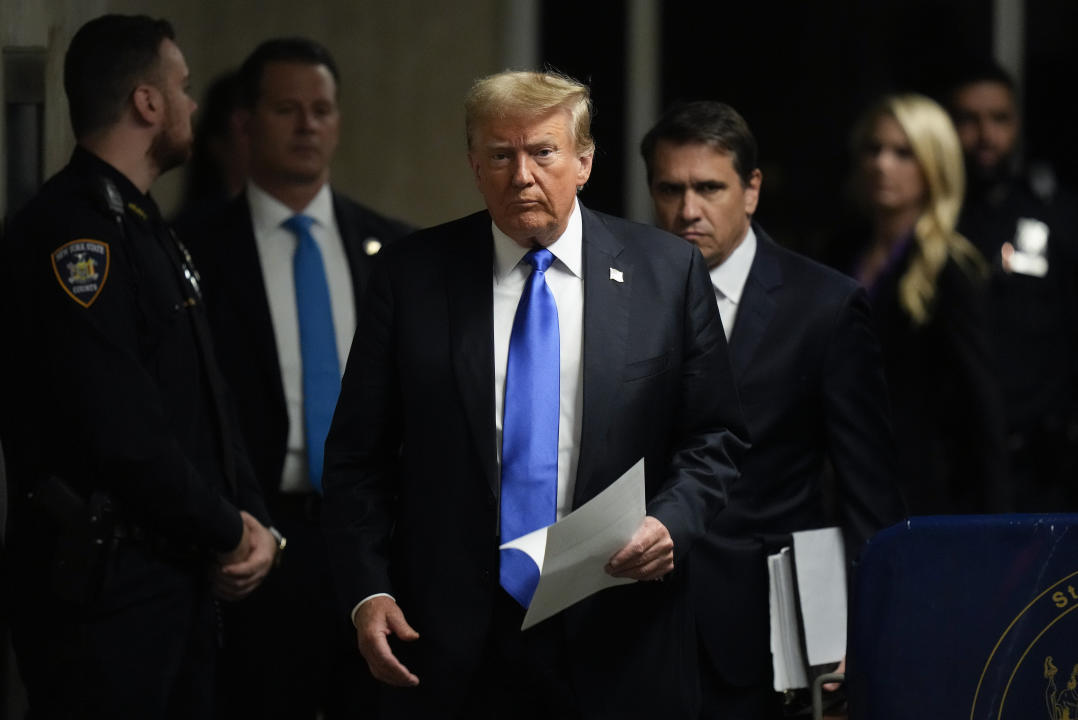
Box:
768, 527, 847, 691
769, 547, 809, 689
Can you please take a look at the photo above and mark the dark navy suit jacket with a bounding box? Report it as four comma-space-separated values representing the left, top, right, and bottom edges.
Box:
185, 191, 412, 500
692, 225, 906, 687
322, 205, 749, 718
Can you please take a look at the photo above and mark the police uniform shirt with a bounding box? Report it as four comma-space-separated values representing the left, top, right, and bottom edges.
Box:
1, 146, 267, 553
958, 177, 1078, 433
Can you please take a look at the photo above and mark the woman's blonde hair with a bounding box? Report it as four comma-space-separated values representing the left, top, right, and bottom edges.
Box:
464, 70, 595, 157
853, 93, 983, 325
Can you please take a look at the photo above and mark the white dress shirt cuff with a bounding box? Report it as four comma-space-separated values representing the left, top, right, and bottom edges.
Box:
351, 592, 396, 628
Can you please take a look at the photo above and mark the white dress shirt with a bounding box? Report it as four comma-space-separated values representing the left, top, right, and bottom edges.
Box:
492, 200, 585, 520
247, 180, 355, 493
351, 200, 587, 624
709, 225, 757, 340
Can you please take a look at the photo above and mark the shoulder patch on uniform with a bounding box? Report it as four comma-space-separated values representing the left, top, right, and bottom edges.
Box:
51, 239, 110, 308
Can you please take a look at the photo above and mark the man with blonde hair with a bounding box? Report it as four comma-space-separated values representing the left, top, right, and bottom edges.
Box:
322, 70, 747, 718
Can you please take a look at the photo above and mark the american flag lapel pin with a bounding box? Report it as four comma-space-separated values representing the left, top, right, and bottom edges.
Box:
609, 267, 623, 283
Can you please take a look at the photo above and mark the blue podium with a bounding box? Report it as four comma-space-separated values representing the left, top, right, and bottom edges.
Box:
847, 515, 1078, 719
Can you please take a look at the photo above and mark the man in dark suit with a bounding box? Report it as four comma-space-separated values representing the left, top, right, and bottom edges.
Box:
185, 38, 411, 720
641, 101, 906, 718
321, 71, 748, 719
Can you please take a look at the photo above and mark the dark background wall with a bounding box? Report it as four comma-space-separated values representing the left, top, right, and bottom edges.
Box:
542, 1, 1074, 255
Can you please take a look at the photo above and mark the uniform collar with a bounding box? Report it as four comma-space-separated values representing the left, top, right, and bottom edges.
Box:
69, 145, 163, 222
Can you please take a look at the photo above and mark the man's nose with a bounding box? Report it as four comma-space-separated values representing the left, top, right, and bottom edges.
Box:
297, 108, 317, 131
511, 155, 534, 187
679, 192, 700, 221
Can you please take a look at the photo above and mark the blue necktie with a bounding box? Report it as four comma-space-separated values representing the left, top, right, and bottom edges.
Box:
500, 248, 560, 608
283, 214, 340, 494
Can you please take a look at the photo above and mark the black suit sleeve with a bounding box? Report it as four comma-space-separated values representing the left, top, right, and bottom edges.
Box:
821, 286, 906, 554
647, 246, 749, 562
322, 256, 402, 610
226, 391, 272, 526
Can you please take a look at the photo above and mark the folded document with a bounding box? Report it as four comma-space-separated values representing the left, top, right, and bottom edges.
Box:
500, 458, 645, 630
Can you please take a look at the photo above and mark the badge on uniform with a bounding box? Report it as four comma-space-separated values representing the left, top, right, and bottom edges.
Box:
1001, 218, 1049, 278
51, 239, 110, 307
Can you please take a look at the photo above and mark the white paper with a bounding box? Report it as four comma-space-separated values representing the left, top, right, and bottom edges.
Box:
769, 547, 809, 690
500, 458, 646, 630
792, 527, 847, 666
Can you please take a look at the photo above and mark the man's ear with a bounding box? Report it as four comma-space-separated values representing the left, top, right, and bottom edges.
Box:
131, 83, 163, 126
576, 152, 594, 189
744, 168, 763, 216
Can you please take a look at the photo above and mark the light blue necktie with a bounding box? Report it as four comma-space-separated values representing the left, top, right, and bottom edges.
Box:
500, 248, 560, 608
283, 214, 340, 494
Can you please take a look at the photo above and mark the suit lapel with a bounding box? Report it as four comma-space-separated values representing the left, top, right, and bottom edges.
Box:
226, 196, 288, 415
333, 191, 375, 310
574, 206, 630, 507
729, 228, 782, 380
447, 214, 499, 495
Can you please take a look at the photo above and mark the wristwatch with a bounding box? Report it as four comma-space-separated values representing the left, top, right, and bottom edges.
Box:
268, 526, 287, 567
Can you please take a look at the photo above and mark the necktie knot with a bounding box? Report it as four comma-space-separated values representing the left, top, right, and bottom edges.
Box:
282, 214, 316, 237
525, 247, 555, 274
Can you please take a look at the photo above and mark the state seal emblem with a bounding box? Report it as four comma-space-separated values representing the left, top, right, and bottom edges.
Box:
51, 239, 110, 308
971, 570, 1078, 719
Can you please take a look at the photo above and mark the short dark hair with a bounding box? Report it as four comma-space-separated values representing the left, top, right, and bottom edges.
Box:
64, 14, 175, 139
236, 37, 340, 108
640, 101, 758, 186
946, 59, 1017, 101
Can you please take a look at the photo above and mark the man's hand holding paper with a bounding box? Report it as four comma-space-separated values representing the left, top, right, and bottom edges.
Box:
605, 515, 674, 581
499, 457, 652, 629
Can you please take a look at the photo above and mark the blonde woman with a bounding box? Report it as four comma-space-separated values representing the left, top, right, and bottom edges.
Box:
837, 93, 1007, 514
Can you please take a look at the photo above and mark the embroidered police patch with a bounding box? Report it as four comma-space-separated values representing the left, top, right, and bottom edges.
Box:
51, 239, 110, 308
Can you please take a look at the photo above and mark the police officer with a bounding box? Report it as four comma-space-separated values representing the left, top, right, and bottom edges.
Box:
947, 62, 1078, 512
0, 15, 279, 717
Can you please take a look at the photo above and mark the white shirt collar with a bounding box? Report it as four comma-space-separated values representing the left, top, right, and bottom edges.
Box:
247, 179, 335, 233
710, 224, 757, 304
493, 199, 584, 282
